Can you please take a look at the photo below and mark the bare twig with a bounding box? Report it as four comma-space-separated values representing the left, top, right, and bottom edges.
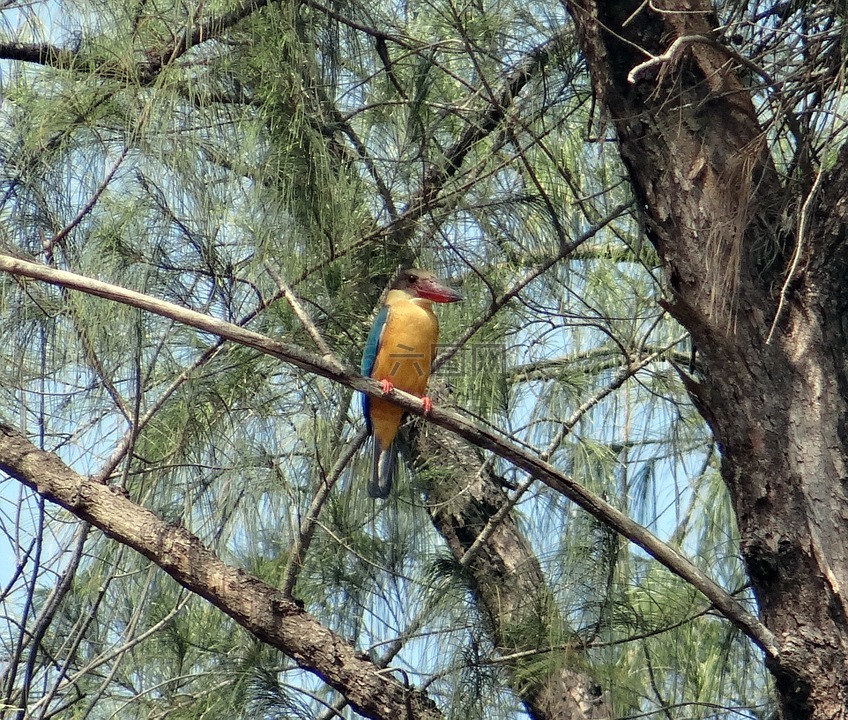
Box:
264, 263, 341, 369
766, 166, 824, 344
628, 34, 717, 84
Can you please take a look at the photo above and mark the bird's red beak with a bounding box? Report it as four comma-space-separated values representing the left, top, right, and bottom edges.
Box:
416, 276, 463, 303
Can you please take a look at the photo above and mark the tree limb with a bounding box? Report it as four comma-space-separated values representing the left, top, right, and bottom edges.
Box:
0, 423, 442, 720
0, 253, 780, 661
0, 0, 275, 83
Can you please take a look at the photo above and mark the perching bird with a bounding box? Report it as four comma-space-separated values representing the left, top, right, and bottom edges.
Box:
361, 269, 462, 498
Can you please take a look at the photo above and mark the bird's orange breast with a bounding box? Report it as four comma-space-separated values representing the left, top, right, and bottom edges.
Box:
369, 299, 439, 450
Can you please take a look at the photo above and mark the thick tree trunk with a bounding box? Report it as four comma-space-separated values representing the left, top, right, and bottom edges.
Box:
411, 383, 610, 720
564, 1, 848, 717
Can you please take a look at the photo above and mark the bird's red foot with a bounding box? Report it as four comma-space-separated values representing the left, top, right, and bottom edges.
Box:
379, 379, 394, 394
420, 396, 432, 414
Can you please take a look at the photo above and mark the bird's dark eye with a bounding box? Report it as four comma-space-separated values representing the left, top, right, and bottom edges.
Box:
407, 274, 418, 284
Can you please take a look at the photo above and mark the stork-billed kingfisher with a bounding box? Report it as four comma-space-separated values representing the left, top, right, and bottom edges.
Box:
361, 269, 462, 498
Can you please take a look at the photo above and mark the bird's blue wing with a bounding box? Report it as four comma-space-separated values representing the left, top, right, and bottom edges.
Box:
361, 305, 389, 432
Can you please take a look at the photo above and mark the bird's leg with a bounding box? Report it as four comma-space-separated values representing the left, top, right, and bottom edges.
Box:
378, 379, 394, 394
420, 396, 432, 414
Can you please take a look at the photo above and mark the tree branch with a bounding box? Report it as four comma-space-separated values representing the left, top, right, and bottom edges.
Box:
136, 0, 274, 83
0, 42, 82, 71
0, 253, 780, 661
0, 423, 442, 720
0, 0, 275, 83
413, 381, 610, 720
373, 32, 571, 245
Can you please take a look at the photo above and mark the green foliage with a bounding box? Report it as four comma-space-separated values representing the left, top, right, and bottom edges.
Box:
1, 0, 815, 717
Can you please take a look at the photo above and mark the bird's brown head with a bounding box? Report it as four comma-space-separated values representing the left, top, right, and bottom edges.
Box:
392, 268, 462, 303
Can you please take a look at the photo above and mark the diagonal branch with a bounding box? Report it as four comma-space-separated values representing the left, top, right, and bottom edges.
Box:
0, 423, 442, 720
414, 35, 563, 208
376, 32, 572, 244
0, 253, 780, 661
136, 0, 275, 83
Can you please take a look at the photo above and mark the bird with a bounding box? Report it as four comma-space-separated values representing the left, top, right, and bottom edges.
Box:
361, 268, 462, 498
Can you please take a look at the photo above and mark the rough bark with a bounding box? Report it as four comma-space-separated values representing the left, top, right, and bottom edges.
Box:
564, 1, 848, 717
0, 423, 442, 720
410, 383, 610, 720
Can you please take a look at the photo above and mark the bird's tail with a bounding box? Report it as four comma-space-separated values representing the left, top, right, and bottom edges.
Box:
368, 439, 396, 499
